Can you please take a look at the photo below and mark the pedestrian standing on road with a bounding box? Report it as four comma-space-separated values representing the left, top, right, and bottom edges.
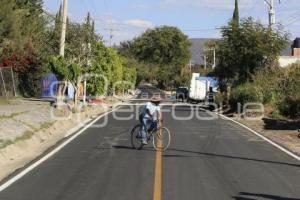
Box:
139, 96, 162, 145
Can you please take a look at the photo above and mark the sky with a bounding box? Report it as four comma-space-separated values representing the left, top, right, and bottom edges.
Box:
43, 0, 300, 45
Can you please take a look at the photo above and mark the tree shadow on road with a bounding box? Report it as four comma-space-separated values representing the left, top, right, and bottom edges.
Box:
94, 145, 155, 152
233, 192, 300, 200
163, 148, 300, 168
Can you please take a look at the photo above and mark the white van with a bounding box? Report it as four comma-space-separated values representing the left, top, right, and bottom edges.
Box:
188, 73, 208, 103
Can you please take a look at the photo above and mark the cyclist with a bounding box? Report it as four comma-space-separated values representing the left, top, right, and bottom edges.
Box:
139, 96, 162, 145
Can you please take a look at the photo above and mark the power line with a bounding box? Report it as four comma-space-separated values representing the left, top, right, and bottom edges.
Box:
285, 16, 300, 27
285, 10, 300, 22
284, 10, 300, 25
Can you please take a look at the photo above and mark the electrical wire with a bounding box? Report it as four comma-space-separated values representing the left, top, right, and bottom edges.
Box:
284, 10, 300, 25
285, 16, 300, 27
286, 10, 300, 21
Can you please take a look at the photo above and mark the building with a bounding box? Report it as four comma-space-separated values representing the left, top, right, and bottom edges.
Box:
279, 38, 300, 67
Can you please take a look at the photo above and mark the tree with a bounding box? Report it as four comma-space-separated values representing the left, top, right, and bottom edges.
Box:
48, 56, 82, 108
88, 46, 123, 95
121, 56, 138, 87
233, 0, 239, 26
0, 0, 50, 97
130, 26, 191, 67
277, 63, 300, 118
0, 0, 21, 50
214, 17, 289, 91
46, 4, 62, 55
121, 26, 191, 89
109, 48, 123, 93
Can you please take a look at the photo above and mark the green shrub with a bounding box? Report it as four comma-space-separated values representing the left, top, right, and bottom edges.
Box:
278, 97, 300, 119
251, 68, 286, 105
277, 63, 300, 119
230, 83, 263, 109
214, 92, 225, 105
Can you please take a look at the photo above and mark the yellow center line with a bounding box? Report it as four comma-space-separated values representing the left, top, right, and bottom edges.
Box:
153, 135, 162, 200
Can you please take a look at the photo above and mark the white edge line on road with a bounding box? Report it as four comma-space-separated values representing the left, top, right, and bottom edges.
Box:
0, 108, 119, 193
218, 113, 300, 162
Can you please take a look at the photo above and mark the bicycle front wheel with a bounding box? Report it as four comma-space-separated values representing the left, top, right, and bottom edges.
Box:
152, 127, 171, 151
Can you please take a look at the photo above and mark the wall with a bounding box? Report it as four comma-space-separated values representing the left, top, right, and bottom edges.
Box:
278, 56, 300, 68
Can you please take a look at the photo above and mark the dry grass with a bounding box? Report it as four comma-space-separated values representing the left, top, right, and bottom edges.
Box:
0, 111, 29, 120
0, 97, 9, 105
0, 122, 54, 149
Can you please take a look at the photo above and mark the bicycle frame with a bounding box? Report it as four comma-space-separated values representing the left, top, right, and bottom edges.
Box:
146, 121, 160, 141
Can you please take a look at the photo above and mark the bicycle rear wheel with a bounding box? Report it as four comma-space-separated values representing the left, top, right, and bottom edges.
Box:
131, 124, 143, 150
152, 127, 171, 151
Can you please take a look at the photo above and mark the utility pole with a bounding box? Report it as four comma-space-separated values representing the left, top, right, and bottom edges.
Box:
104, 28, 114, 47
83, 43, 91, 105
203, 49, 216, 69
203, 56, 207, 70
59, 0, 68, 56
264, 0, 280, 28
104, 28, 121, 47
213, 49, 216, 69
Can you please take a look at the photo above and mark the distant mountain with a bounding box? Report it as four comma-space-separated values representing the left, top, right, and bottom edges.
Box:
189, 38, 217, 65
189, 38, 293, 65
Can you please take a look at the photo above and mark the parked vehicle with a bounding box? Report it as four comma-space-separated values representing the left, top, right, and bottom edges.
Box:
176, 87, 189, 102
187, 73, 218, 104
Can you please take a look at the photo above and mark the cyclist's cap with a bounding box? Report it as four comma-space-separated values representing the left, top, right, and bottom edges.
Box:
150, 96, 161, 102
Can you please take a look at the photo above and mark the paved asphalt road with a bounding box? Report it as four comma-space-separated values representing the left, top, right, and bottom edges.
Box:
0, 85, 300, 200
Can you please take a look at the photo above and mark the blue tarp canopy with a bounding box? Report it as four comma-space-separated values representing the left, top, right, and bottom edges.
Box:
195, 76, 219, 88
42, 73, 58, 97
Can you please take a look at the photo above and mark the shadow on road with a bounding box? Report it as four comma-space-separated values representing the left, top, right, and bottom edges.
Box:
94, 145, 155, 152
232, 197, 255, 200
233, 192, 300, 200
163, 148, 300, 168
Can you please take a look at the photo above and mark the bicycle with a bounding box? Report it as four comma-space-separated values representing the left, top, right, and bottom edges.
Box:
131, 120, 171, 151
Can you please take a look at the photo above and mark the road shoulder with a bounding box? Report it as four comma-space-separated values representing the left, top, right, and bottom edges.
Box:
218, 113, 300, 160
0, 101, 121, 182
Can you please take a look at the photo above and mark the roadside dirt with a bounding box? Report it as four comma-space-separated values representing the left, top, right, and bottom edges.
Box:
0, 98, 128, 182
237, 118, 300, 156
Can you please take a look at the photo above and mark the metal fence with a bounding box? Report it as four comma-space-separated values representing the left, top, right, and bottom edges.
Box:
0, 67, 18, 98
